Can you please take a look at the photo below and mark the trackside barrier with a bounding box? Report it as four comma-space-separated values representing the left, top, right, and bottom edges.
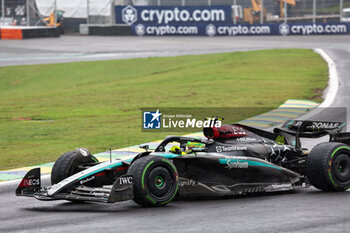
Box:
132, 22, 350, 36
114, 5, 350, 37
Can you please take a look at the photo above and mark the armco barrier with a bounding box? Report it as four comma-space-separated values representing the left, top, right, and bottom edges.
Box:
0, 26, 60, 40
132, 23, 350, 36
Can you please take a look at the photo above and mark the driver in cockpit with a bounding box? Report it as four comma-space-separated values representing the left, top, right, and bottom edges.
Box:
169, 142, 205, 155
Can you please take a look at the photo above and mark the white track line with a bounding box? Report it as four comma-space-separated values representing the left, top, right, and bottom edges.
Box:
296, 49, 339, 122
314, 48, 339, 108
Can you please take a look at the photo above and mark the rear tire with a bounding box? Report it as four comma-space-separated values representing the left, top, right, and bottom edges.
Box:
306, 142, 350, 191
51, 149, 98, 185
128, 155, 178, 207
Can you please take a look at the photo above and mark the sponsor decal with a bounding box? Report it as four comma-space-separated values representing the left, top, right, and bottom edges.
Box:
179, 179, 197, 187
285, 23, 347, 35
293, 121, 341, 130
116, 6, 231, 25
236, 137, 257, 142
80, 176, 95, 184
271, 184, 292, 189
232, 127, 246, 136
313, 122, 340, 129
134, 24, 199, 36
224, 156, 248, 160
226, 159, 249, 169
216, 145, 247, 152
119, 176, 133, 185
265, 183, 293, 192
215, 25, 271, 36
132, 22, 350, 37
19, 178, 40, 187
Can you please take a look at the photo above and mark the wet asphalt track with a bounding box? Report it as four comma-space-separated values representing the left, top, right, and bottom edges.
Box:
1, 35, 350, 233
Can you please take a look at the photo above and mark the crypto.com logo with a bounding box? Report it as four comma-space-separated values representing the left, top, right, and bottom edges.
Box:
122, 5, 137, 25
279, 23, 290, 36
135, 24, 145, 36
206, 24, 217, 36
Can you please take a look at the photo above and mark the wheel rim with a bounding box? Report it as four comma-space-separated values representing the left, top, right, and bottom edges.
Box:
147, 166, 176, 199
155, 175, 164, 188
333, 153, 350, 183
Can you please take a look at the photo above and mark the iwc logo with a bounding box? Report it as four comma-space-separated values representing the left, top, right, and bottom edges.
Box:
206, 24, 216, 37
279, 23, 290, 36
122, 5, 137, 25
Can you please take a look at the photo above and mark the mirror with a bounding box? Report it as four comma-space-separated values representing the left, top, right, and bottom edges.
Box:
139, 144, 149, 151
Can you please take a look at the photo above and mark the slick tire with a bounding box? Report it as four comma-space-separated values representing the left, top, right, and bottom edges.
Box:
306, 142, 350, 191
129, 155, 178, 207
51, 149, 98, 185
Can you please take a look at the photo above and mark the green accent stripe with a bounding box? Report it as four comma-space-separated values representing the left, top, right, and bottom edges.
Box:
162, 158, 177, 171
160, 158, 178, 205
331, 146, 350, 158
161, 183, 178, 205
79, 162, 122, 180
142, 161, 154, 190
328, 170, 338, 187
78, 158, 132, 180
145, 195, 157, 204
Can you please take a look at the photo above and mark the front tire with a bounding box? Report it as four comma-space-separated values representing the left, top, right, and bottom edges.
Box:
51, 148, 98, 185
306, 142, 350, 191
129, 155, 178, 207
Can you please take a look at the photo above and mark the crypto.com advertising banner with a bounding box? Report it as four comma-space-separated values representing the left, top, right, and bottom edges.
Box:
132, 22, 350, 36
115, 5, 232, 25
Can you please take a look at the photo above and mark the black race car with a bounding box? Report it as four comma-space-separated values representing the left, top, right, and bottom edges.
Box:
16, 120, 350, 207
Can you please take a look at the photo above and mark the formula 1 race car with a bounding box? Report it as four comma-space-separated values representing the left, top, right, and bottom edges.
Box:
16, 120, 350, 207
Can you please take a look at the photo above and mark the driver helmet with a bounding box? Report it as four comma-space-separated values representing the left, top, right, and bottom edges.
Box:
170, 145, 182, 154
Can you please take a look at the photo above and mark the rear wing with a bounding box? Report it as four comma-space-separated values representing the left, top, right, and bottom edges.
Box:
274, 120, 346, 148
282, 120, 346, 133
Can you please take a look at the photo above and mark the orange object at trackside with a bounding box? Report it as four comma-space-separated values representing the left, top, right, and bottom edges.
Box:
0, 28, 23, 39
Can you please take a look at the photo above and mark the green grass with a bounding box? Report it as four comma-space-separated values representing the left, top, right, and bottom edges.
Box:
0, 49, 328, 170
